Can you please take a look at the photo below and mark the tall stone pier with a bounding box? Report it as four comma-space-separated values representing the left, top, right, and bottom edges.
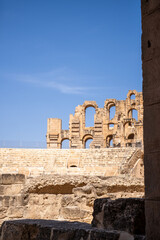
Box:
142, 0, 160, 239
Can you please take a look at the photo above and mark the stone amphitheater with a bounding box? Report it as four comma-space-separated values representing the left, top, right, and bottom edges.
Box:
0, 91, 145, 239
1, 0, 159, 238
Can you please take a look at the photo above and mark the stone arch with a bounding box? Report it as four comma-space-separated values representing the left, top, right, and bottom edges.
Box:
85, 106, 96, 127
108, 123, 114, 130
82, 101, 98, 128
105, 101, 116, 121
124, 121, 133, 136
130, 93, 136, 100
128, 133, 134, 140
83, 101, 98, 111
109, 105, 116, 120
82, 134, 93, 148
61, 138, 70, 149
127, 90, 138, 100
128, 108, 138, 121
106, 135, 113, 147
126, 133, 136, 147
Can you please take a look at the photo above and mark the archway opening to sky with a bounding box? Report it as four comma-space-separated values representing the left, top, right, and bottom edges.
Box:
61, 139, 70, 149
109, 105, 116, 120
85, 107, 95, 127
85, 138, 93, 149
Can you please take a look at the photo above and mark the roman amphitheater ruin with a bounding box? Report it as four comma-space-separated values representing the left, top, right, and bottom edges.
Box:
0, 89, 145, 239
1, 0, 159, 238
47, 90, 143, 149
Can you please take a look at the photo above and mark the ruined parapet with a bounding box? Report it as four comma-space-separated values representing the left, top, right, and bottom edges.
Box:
46, 118, 62, 149
46, 90, 143, 149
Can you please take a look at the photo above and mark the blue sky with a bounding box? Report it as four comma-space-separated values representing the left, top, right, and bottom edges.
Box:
0, 0, 142, 148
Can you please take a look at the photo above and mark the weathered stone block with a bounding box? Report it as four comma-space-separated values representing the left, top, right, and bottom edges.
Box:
2, 184, 23, 195
3, 196, 10, 208
92, 198, 145, 235
0, 186, 4, 195
7, 206, 24, 218
0, 208, 7, 220
15, 174, 25, 184
2, 174, 16, 185
61, 206, 90, 221
0, 219, 145, 240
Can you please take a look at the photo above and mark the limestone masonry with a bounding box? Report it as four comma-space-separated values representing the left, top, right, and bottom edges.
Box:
0, 148, 144, 177
0, 90, 144, 227
0, 174, 144, 226
0, 147, 144, 225
46, 90, 143, 149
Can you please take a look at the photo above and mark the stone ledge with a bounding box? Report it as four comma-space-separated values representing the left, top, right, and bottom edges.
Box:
0, 219, 145, 240
0, 174, 25, 185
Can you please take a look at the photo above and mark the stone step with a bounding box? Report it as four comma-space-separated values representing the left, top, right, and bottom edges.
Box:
0, 219, 145, 240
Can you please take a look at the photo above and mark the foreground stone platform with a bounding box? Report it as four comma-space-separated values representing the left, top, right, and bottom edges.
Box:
0, 219, 145, 240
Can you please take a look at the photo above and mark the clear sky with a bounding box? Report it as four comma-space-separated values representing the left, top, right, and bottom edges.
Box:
0, 0, 142, 148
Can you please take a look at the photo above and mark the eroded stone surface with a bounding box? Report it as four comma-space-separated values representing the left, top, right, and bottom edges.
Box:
0, 174, 144, 225
0, 219, 145, 240
0, 148, 144, 177
92, 198, 145, 235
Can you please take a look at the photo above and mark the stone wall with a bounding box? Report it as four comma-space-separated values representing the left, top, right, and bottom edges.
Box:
0, 174, 25, 225
0, 147, 144, 226
0, 174, 144, 226
47, 90, 143, 149
0, 148, 143, 177
142, 0, 160, 238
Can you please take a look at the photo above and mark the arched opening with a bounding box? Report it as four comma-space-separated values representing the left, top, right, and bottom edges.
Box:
85, 138, 93, 149
132, 109, 138, 121
130, 93, 136, 100
106, 135, 113, 148
128, 133, 134, 140
61, 139, 70, 149
109, 105, 116, 120
109, 123, 114, 129
128, 109, 138, 121
70, 165, 77, 168
85, 106, 95, 127
109, 139, 113, 147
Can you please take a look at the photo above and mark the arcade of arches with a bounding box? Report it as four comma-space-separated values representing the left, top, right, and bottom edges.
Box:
46, 90, 143, 149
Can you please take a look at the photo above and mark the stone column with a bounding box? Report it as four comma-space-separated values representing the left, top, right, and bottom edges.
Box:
141, 0, 160, 239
